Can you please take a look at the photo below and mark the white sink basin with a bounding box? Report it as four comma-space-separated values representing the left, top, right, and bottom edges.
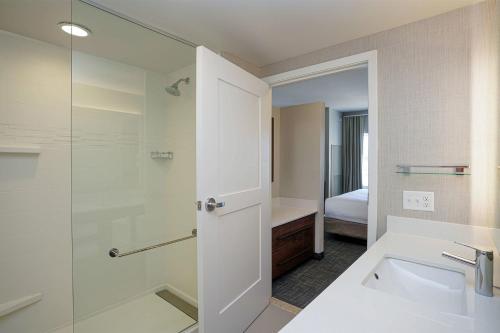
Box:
363, 257, 468, 315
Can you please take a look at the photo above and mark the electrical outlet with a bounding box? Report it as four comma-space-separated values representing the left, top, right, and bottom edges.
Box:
403, 191, 434, 211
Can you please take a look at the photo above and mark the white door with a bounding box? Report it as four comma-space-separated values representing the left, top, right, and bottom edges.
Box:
196, 46, 271, 333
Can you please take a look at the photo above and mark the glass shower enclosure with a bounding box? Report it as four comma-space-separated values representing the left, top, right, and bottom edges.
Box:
71, 1, 197, 332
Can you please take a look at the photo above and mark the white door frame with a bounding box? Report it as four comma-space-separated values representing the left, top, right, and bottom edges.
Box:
262, 50, 378, 247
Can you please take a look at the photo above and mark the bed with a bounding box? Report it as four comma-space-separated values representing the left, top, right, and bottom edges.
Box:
324, 189, 368, 240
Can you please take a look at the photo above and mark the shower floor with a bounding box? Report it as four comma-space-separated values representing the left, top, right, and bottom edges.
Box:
54, 293, 196, 333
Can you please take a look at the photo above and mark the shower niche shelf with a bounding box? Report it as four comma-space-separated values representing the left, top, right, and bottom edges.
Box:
0, 146, 41, 155
396, 165, 471, 176
151, 151, 174, 160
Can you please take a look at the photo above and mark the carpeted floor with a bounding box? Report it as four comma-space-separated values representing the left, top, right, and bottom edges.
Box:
272, 233, 366, 309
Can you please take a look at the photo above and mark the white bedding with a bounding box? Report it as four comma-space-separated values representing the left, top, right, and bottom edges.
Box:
325, 189, 368, 224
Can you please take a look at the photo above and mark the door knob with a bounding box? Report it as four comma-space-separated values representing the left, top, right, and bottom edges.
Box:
205, 197, 225, 211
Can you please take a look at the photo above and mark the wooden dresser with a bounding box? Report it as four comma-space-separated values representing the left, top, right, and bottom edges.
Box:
272, 213, 315, 279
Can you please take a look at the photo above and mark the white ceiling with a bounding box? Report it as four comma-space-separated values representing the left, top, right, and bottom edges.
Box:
272, 67, 368, 112
93, 0, 482, 66
0, 0, 195, 75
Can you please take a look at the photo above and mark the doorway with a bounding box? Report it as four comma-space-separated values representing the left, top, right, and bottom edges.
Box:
264, 51, 378, 247
264, 52, 378, 308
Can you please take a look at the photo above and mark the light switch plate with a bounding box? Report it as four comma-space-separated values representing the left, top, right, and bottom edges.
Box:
403, 191, 434, 211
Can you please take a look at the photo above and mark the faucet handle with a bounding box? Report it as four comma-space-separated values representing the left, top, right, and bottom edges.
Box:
454, 241, 493, 255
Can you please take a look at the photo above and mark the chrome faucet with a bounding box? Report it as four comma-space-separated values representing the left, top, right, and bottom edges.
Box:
442, 241, 494, 297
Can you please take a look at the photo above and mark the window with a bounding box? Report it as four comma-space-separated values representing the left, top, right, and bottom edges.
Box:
362, 133, 369, 188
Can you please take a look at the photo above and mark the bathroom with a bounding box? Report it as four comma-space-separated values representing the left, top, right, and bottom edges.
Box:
0, 1, 499, 333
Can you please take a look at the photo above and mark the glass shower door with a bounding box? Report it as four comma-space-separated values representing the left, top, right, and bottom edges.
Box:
71, 2, 197, 332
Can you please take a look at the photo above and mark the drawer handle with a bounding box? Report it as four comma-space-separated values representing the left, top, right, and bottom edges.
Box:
276, 248, 311, 266
276, 225, 313, 241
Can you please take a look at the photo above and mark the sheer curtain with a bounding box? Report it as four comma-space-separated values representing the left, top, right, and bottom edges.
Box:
342, 114, 368, 193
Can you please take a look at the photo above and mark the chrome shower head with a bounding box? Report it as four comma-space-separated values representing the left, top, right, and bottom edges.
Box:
165, 85, 180, 96
165, 77, 190, 96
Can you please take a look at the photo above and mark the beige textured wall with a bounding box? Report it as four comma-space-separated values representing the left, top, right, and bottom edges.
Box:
468, 1, 499, 229
279, 102, 325, 201
279, 102, 325, 251
262, 1, 499, 234
497, 1, 500, 225
221, 51, 263, 78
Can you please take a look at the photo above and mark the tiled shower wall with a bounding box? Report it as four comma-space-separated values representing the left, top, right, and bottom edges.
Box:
0, 30, 197, 333
71, 50, 197, 319
0, 31, 73, 333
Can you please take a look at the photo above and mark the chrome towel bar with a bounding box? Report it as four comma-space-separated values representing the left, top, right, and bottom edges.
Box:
109, 229, 197, 258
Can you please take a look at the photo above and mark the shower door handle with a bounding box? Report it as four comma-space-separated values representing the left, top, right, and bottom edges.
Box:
205, 197, 225, 212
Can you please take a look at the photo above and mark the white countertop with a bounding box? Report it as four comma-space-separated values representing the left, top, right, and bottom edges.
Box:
280, 217, 500, 333
272, 197, 318, 228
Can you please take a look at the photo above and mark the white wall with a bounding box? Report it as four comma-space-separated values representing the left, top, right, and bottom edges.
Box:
262, 1, 499, 232
71, 51, 154, 319
0, 31, 72, 333
329, 110, 342, 146
271, 107, 281, 197
162, 64, 198, 305
279, 102, 325, 253
328, 110, 342, 196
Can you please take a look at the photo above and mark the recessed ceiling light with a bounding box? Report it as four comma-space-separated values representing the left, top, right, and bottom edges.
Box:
58, 22, 91, 37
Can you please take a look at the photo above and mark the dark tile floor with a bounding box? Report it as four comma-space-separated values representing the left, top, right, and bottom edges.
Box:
272, 233, 366, 308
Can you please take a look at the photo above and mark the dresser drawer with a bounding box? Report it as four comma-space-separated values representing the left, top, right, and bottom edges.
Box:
272, 214, 315, 250
272, 214, 315, 279
272, 243, 313, 279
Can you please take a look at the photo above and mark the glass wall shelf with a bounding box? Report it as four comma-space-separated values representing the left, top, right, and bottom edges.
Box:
396, 165, 471, 175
